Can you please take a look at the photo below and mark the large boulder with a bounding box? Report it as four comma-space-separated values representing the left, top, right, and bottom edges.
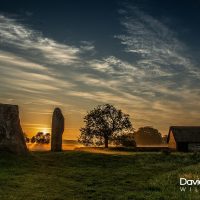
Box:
0, 104, 28, 154
51, 108, 64, 151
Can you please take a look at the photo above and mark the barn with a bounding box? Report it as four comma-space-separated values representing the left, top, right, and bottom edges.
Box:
167, 126, 200, 152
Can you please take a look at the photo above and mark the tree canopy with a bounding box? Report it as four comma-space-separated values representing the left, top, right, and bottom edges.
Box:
78, 104, 134, 148
113, 132, 136, 147
134, 126, 162, 145
28, 132, 50, 144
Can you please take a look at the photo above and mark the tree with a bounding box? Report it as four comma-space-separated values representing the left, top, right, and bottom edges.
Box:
113, 132, 136, 147
135, 126, 162, 145
35, 132, 44, 143
25, 137, 30, 143
35, 132, 50, 144
44, 133, 50, 144
78, 104, 133, 148
31, 136, 36, 143
23, 132, 30, 143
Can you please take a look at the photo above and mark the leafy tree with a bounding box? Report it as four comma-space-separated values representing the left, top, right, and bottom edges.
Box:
135, 126, 162, 145
78, 104, 133, 148
113, 132, 136, 147
35, 132, 44, 143
23, 132, 30, 143
31, 132, 50, 144
31, 136, 36, 143
44, 133, 50, 144
25, 137, 30, 143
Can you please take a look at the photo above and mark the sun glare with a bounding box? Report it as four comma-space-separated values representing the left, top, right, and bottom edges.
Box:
42, 128, 51, 134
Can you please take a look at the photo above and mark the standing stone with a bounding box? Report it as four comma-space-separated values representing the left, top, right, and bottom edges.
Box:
0, 104, 28, 154
51, 108, 64, 151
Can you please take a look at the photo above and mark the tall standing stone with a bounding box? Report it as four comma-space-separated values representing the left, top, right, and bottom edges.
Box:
0, 104, 28, 154
51, 108, 64, 151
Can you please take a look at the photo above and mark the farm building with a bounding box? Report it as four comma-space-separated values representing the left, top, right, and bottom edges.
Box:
167, 126, 200, 152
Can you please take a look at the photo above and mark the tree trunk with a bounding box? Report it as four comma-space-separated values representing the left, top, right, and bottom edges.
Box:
104, 137, 108, 148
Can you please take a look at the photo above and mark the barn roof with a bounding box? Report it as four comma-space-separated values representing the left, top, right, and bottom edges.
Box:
167, 126, 200, 143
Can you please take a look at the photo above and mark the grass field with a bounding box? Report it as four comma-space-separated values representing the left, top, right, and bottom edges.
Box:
0, 150, 200, 200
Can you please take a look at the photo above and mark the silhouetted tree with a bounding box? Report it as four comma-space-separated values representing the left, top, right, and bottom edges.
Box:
31, 136, 36, 143
25, 137, 30, 143
35, 132, 50, 144
78, 104, 133, 148
135, 126, 162, 145
113, 132, 136, 147
23, 132, 30, 143
36, 132, 44, 143
44, 133, 50, 144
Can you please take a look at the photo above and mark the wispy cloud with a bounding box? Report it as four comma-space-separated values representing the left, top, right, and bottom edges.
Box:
0, 10, 200, 136
70, 6, 200, 132
116, 8, 184, 60
115, 6, 200, 79
0, 15, 80, 65
111, 6, 200, 130
80, 41, 95, 53
0, 50, 75, 95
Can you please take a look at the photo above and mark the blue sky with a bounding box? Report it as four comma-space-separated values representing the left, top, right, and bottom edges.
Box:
0, 0, 200, 139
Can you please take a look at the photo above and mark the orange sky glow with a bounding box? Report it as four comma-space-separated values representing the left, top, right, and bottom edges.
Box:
1, 8, 200, 140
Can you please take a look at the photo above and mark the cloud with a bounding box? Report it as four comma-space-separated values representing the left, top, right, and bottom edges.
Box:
0, 51, 46, 70
115, 6, 200, 78
113, 6, 200, 91
80, 41, 95, 52
69, 6, 200, 132
111, 6, 200, 131
0, 11, 200, 136
0, 15, 80, 65
0, 50, 75, 95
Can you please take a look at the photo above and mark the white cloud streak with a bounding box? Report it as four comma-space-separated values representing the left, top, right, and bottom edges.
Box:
0, 11, 200, 135
115, 7, 200, 78
0, 15, 80, 65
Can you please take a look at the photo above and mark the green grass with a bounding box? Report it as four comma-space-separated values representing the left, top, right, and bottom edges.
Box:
0, 150, 200, 200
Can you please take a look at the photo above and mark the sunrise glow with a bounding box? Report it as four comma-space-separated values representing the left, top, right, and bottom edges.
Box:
0, 1, 200, 140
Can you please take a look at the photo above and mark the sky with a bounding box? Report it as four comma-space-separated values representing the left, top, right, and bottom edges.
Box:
0, 0, 200, 139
